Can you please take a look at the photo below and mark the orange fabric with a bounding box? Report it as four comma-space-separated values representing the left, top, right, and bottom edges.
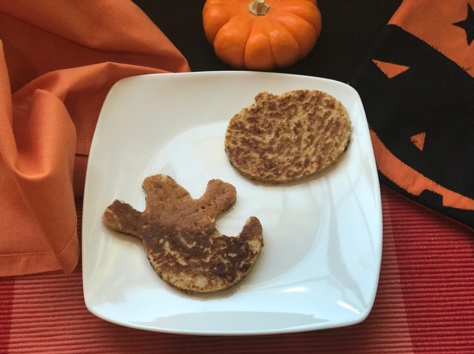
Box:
372, 60, 410, 79
0, 0, 190, 276
370, 130, 474, 211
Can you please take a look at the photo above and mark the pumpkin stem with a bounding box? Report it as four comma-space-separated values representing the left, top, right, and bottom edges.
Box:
248, 0, 270, 16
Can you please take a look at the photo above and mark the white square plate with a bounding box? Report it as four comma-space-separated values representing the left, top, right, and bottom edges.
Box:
82, 71, 382, 335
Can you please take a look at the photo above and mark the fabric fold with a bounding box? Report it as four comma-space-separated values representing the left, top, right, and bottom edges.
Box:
0, 0, 190, 276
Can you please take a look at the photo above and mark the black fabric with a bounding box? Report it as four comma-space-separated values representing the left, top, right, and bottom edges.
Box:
348, 24, 474, 228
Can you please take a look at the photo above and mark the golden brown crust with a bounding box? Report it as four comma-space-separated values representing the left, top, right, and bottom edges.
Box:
102, 174, 263, 294
224, 90, 352, 183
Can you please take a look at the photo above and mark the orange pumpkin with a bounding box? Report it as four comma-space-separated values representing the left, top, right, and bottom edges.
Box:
202, 0, 322, 71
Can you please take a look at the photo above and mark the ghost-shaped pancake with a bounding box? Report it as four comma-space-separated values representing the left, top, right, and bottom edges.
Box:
102, 174, 263, 293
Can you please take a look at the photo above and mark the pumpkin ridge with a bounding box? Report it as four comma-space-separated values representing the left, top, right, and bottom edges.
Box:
215, 13, 254, 68
268, 12, 302, 56
202, 2, 239, 43
270, 12, 317, 58
261, 17, 300, 67
270, 10, 316, 28
244, 17, 275, 69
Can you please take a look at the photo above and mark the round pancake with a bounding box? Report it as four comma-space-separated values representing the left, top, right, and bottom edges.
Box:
224, 90, 352, 183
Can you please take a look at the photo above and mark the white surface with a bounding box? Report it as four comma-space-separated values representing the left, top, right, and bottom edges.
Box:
82, 71, 382, 335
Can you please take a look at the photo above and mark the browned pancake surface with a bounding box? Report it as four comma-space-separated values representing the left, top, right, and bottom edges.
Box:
102, 174, 263, 294
224, 90, 352, 183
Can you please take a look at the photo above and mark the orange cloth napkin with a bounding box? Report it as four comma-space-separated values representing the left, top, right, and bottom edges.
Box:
0, 1, 190, 276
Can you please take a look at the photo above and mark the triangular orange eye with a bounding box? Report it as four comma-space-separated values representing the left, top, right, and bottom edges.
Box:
373, 60, 410, 79
410, 132, 426, 151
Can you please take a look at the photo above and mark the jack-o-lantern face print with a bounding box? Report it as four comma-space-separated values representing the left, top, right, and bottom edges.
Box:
350, 0, 474, 228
